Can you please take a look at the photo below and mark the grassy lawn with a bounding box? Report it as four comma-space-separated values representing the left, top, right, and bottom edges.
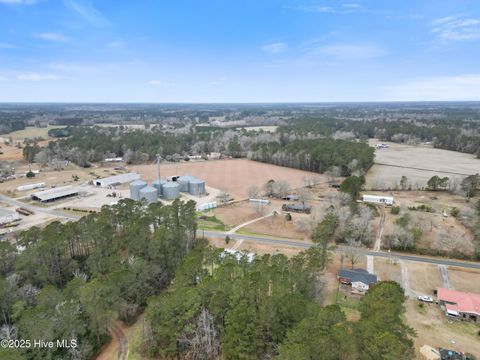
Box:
197, 214, 228, 231
8, 125, 66, 140
236, 228, 304, 240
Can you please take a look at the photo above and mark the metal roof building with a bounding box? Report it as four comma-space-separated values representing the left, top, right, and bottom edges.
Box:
31, 186, 79, 203
0, 208, 20, 225
94, 172, 140, 187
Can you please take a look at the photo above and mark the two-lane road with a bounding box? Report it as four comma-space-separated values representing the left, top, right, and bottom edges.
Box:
200, 229, 480, 270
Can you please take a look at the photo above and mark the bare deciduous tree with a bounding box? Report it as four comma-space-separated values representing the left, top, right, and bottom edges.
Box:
343, 240, 362, 269
180, 308, 220, 360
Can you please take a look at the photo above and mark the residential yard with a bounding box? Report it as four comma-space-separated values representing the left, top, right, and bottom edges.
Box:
448, 267, 480, 294
373, 257, 402, 283
405, 299, 480, 358
375, 190, 477, 258
407, 263, 443, 296
241, 212, 310, 240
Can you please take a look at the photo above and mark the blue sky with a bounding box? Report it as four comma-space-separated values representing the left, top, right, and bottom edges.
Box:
0, 0, 480, 102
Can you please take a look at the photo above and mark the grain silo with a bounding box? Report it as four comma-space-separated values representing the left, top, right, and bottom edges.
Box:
177, 175, 195, 192
162, 181, 180, 200
152, 179, 167, 197
139, 186, 158, 204
188, 178, 206, 196
130, 180, 147, 201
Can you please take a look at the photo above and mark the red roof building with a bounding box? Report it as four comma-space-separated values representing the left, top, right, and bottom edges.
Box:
437, 288, 480, 323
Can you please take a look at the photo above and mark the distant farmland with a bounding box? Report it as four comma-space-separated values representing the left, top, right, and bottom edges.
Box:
366, 140, 480, 189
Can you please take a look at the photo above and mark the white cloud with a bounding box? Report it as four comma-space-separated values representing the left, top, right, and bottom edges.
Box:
311, 43, 386, 60
342, 3, 362, 9
384, 74, 480, 101
299, 3, 363, 14
261, 42, 288, 54
0, 0, 36, 4
17, 73, 59, 81
148, 80, 175, 87
431, 15, 480, 42
107, 40, 124, 48
34, 32, 70, 42
64, 0, 109, 27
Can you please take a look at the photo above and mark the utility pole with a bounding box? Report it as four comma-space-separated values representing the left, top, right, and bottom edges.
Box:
156, 154, 161, 182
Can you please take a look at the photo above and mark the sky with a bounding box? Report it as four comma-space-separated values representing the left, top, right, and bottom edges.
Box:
0, 0, 480, 102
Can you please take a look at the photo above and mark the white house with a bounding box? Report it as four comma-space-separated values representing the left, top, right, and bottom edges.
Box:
362, 194, 394, 206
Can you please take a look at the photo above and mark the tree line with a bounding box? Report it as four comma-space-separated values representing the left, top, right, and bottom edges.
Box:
250, 138, 375, 176
0, 199, 197, 360
279, 117, 480, 157
138, 243, 414, 359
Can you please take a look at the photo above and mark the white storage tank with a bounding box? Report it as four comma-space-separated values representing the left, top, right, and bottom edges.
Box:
140, 186, 158, 204
130, 180, 147, 201
177, 175, 195, 192
188, 178, 206, 196
152, 179, 167, 197
162, 182, 180, 200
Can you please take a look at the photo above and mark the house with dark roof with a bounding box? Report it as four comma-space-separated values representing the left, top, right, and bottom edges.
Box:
437, 288, 480, 323
338, 268, 378, 293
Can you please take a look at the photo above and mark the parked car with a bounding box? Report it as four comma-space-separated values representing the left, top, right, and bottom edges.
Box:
417, 295, 434, 303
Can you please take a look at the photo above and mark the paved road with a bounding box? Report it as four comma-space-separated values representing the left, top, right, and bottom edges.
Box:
0, 193, 80, 221
200, 230, 480, 270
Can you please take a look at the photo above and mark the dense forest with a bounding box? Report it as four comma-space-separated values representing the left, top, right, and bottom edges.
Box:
0, 199, 197, 359
279, 117, 480, 157
250, 138, 375, 175
138, 244, 414, 359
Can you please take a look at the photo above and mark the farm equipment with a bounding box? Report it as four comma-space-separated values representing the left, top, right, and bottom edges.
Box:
16, 207, 34, 216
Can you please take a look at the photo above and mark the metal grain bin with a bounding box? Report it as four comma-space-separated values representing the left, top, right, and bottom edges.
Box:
162, 181, 180, 200
130, 180, 147, 201
188, 178, 206, 196
152, 179, 167, 197
139, 186, 158, 204
177, 175, 195, 192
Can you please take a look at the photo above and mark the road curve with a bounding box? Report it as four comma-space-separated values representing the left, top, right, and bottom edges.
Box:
200, 230, 480, 270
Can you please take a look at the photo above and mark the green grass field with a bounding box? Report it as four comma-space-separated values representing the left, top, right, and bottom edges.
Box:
8, 125, 66, 140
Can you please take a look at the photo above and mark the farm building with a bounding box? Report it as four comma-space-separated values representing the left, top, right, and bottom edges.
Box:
94, 172, 140, 187
437, 288, 480, 323
282, 203, 311, 214
31, 186, 79, 203
0, 208, 20, 225
338, 268, 378, 293
104, 157, 123, 162
16, 182, 46, 191
362, 194, 394, 206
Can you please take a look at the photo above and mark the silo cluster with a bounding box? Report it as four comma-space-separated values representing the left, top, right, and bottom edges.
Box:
129, 172, 206, 204
130, 180, 147, 201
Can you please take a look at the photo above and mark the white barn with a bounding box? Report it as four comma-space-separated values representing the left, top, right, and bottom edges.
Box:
362, 194, 394, 206
94, 173, 140, 187
31, 186, 79, 203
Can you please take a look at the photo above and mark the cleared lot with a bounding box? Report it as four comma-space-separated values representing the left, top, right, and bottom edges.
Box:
130, 159, 325, 200
448, 267, 480, 294
366, 140, 480, 189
